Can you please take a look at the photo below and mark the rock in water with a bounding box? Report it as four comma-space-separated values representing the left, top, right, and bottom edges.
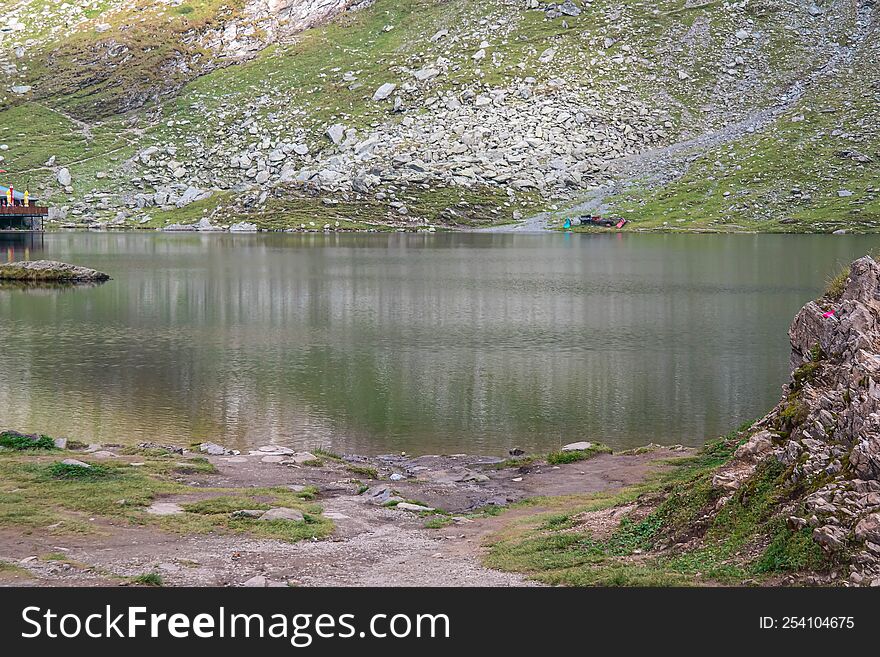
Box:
0, 260, 110, 283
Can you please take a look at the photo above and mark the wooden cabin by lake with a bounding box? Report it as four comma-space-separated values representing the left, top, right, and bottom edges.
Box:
0, 185, 49, 231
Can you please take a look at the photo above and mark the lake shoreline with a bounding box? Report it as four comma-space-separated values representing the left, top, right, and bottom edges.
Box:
0, 431, 689, 587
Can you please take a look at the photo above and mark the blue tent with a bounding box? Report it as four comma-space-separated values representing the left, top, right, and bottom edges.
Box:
0, 185, 26, 201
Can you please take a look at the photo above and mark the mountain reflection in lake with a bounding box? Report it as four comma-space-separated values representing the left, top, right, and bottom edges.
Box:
0, 231, 876, 455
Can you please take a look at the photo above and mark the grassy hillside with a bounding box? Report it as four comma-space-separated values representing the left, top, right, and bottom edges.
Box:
0, 0, 875, 231
600, 10, 880, 232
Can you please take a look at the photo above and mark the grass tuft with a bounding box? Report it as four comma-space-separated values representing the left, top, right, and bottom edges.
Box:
131, 572, 164, 587
824, 265, 850, 301
547, 444, 612, 465
47, 462, 111, 480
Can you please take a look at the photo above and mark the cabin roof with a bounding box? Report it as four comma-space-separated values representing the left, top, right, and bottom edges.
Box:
0, 185, 27, 201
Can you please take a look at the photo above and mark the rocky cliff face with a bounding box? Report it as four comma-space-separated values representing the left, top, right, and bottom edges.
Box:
711, 256, 880, 585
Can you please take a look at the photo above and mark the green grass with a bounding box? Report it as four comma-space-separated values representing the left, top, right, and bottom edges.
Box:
424, 516, 453, 529
14, 0, 247, 121
230, 184, 537, 231
46, 461, 113, 480
546, 444, 613, 465
492, 444, 612, 469
181, 497, 271, 515
0, 432, 56, 450
490, 455, 539, 470
754, 523, 826, 573
313, 448, 343, 461
1, 0, 867, 232
824, 265, 851, 301
0, 444, 328, 543
346, 464, 379, 479
167, 488, 332, 542
597, 17, 879, 233
131, 572, 164, 587
484, 427, 832, 586
0, 560, 33, 580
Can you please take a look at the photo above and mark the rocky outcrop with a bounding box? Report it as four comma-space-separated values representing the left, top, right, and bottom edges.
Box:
201, 0, 371, 60
710, 256, 880, 585
0, 260, 110, 283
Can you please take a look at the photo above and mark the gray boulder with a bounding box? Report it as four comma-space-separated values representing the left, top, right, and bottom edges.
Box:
260, 508, 305, 522
372, 83, 397, 101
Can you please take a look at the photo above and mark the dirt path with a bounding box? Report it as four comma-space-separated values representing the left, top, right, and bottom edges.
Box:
0, 448, 686, 587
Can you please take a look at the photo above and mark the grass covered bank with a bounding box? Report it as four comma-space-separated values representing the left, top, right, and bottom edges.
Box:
483, 427, 833, 586
0, 431, 330, 544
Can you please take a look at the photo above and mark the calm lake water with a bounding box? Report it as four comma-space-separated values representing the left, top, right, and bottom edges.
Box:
1, 231, 877, 455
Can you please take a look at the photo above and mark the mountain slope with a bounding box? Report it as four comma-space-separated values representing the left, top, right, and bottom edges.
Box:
0, 0, 876, 231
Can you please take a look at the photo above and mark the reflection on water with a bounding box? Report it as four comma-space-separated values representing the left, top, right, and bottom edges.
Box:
0, 231, 877, 455
1, 232, 45, 263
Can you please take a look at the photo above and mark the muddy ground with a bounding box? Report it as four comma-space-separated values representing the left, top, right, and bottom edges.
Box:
0, 445, 687, 587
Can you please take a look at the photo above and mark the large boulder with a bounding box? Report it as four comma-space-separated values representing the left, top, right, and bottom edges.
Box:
372, 82, 397, 101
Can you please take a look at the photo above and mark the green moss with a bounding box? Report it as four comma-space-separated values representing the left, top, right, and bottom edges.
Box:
791, 361, 821, 391
779, 399, 808, 429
